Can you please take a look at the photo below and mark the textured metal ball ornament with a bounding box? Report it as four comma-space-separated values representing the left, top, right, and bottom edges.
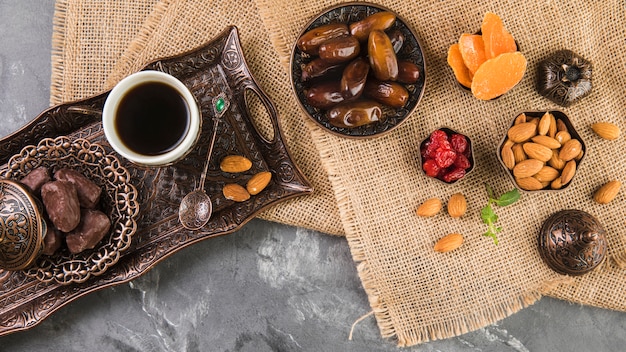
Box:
538, 209, 607, 276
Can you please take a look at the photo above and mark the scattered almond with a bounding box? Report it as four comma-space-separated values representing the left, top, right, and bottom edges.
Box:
594, 180, 621, 204
447, 193, 467, 218
522, 142, 552, 162
559, 139, 582, 161
591, 122, 620, 140
416, 198, 442, 217
433, 233, 464, 253
246, 171, 272, 195
513, 158, 544, 178
220, 155, 252, 173
507, 122, 537, 143
223, 183, 251, 202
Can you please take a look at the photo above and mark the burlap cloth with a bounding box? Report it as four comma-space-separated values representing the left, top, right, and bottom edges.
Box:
50, 0, 626, 346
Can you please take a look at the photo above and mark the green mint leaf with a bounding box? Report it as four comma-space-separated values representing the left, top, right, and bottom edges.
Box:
485, 183, 496, 200
480, 204, 497, 225
494, 188, 520, 207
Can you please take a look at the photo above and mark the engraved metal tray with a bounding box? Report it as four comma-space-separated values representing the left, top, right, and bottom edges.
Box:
0, 26, 312, 335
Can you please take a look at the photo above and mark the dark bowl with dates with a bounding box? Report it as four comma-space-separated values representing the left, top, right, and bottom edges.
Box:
290, 2, 426, 139
419, 128, 475, 184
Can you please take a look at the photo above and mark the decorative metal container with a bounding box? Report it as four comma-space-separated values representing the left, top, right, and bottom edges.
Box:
0, 180, 46, 271
538, 209, 607, 276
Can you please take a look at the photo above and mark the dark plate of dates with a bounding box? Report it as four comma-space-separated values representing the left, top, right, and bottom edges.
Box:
290, 2, 426, 139
1, 136, 140, 285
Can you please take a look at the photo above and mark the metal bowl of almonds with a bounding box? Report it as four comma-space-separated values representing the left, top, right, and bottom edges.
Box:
497, 110, 586, 192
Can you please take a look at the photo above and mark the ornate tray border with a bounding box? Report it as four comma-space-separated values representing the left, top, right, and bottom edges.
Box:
0, 26, 312, 335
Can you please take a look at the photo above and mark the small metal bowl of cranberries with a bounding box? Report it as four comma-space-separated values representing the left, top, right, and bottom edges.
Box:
419, 127, 475, 184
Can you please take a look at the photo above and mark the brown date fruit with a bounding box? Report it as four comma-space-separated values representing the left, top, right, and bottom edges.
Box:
364, 79, 409, 108
304, 81, 345, 109
368, 30, 398, 81
327, 100, 383, 128
397, 60, 420, 84
297, 23, 349, 55
387, 29, 405, 54
340, 58, 369, 100
318, 35, 360, 64
349, 12, 396, 42
301, 58, 344, 82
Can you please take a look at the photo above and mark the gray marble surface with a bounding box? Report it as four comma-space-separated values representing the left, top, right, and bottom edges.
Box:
1, 1, 625, 351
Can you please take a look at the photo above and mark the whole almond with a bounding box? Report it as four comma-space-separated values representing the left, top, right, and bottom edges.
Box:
528, 117, 539, 127
223, 183, 251, 202
447, 193, 467, 218
246, 171, 272, 195
548, 150, 566, 170
513, 158, 544, 178
516, 176, 544, 191
416, 198, 442, 217
523, 143, 552, 162
550, 178, 563, 190
501, 145, 515, 170
555, 131, 571, 144
594, 180, 621, 204
433, 233, 464, 253
507, 122, 537, 143
538, 112, 551, 136
502, 138, 514, 149
591, 122, 620, 140
559, 139, 582, 161
575, 150, 584, 161
512, 144, 527, 163
560, 160, 577, 185
548, 113, 557, 138
531, 135, 561, 149
556, 118, 568, 132
534, 166, 560, 182
220, 155, 252, 173
514, 113, 527, 125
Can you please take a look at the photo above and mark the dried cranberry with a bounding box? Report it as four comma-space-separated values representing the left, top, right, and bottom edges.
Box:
422, 140, 439, 159
442, 167, 466, 183
454, 153, 471, 169
450, 134, 468, 154
429, 130, 448, 145
422, 159, 441, 177
434, 148, 457, 168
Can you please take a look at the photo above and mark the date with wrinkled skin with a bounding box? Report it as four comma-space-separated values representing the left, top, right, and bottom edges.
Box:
364, 79, 409, 108
341, 57, 369, 100
387, 29, 405, 54
297, 23, 349, 55
304, 81, 345, 109
368, 30, 398, 81
318, 35, 360, 64
326, 100, 383, 128
349, 11, 396, 42
397, 60, 420, 84
301, 58, 344, 82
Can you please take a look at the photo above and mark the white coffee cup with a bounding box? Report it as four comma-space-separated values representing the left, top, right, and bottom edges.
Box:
102, 70, 201, 166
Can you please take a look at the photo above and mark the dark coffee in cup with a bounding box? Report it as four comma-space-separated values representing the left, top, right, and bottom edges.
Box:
115, 81, 190, 156
103, 71, 201, 166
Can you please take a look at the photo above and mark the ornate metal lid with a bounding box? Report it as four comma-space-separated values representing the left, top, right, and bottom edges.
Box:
0, 180, 46, 271
538, 209, 607, 276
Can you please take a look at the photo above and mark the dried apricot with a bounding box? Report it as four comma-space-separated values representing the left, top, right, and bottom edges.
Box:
447, 43, 472, 88
471, 52, 527, 100
481, 12, 517, 59
458, 33, 487, 75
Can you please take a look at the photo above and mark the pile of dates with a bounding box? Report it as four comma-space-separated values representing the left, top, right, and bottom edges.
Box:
20, 166, 111, 255
297, 11, 420, 128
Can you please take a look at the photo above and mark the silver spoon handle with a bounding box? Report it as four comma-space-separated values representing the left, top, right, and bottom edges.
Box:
197, 116, 220, 190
